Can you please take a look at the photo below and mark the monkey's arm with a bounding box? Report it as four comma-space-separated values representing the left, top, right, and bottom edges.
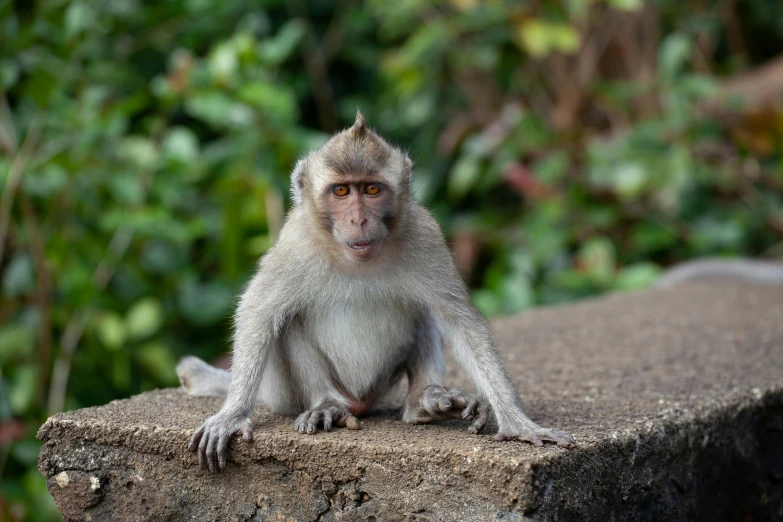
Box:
188, 244, 300, 472
411, 207, 573, 447
435, 297, 573, 446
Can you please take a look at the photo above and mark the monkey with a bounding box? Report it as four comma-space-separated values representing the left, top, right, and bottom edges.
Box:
655, 258, 783, 288
176, 111, 574, 473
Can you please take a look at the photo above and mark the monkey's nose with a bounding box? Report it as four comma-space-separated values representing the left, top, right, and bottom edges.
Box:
351, 217, 367, 228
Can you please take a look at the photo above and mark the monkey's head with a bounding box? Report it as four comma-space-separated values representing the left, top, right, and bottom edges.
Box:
291, 111, 413, 263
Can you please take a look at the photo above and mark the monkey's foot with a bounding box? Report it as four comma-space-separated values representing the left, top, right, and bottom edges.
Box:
294, 400, 360, 435
188, 410, 254, 473
405, 385, 490, 434
493, 424, 575, 448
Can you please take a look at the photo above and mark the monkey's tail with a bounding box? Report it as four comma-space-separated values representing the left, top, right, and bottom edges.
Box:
176, 356, 231, 398
655, 258, 783, 288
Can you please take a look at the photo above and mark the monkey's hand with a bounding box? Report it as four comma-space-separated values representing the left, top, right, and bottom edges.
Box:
187, 410, 253, 472
294, 400, 360, 434
405, 385, 490, 434
493, 422, 575, 448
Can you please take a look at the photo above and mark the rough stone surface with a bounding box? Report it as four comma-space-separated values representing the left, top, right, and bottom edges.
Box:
38, 282, 783, 521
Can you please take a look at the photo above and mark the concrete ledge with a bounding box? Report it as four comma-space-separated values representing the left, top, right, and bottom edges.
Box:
38, 282, 783, 521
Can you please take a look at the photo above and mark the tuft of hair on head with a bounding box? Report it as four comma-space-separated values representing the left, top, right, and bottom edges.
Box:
350, 109, 366, 137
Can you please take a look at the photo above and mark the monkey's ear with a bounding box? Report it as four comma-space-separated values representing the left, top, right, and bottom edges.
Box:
402, 153, 414, 184
290, 159, 307, 205
351, 109, 366, 137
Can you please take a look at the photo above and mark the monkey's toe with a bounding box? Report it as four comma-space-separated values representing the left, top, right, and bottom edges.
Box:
414, 385, 489, 433
493, 426, 575, 449
294, 401, 359, 435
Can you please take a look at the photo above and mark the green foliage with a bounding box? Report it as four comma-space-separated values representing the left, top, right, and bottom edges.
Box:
2, 0, 783, 519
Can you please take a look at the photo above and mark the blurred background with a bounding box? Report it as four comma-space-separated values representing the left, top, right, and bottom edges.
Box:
1, 0, 782, 519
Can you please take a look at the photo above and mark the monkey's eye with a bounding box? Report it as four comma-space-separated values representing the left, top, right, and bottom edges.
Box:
364, 184, 381, 196
332, 185, 349, 197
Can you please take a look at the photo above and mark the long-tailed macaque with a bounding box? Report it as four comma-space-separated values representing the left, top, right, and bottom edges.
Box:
177, 111, 574, 472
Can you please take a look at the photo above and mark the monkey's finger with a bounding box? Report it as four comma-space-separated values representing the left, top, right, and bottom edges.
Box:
307, 410, 323, 434
240, 419, 254, 442
423, 395, 443, 418
188, 425, 205, 452
538, 429, 575, 448
323, 410, 334, 432
294, 412, 309, 433
462, 398, 479, 420
436, 396, 453, 413
217, 435, 229, 471
449, 391, 470, 409
198, 432, 210, 470
206, 435, 218, 473
519, 435, 544, 447
468, 403, 490, 434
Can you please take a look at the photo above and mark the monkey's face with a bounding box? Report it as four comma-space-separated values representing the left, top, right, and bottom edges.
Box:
321, 180, 394, 262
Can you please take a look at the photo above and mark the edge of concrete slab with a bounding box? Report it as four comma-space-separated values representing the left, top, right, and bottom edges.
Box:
37, 387, 783, 521
37, 283, 783, 521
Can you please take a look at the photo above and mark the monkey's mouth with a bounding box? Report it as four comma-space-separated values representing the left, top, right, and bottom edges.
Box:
347, 240, 374, 252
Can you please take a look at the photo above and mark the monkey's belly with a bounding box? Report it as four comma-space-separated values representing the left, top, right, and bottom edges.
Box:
304, 300, 416, 398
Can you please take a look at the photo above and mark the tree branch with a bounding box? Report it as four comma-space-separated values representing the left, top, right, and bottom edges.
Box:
0, 114, 44, 269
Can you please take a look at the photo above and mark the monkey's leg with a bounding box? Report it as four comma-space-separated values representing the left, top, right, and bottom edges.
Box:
401, 316, 490, 433
283, 322, 362, 434
176, 356, 231, 398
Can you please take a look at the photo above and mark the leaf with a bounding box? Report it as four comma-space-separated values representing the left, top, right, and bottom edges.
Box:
2, 255, 34, 297
499, 274, 535, 314
236, 82, 297, 122
607, 0, 643, 11
518, 19, 580, 57
401, 93, 435, 127
577, 237, 616, 285
659, 33, 692, 81
96, 313, 127, 351
11, 439, 42, 466
472, 289, 503, 318
0, 59, 20, 89
9, 365, 37, 414
25, 69, 57, 106
162, 127, 200, 165
136, 342, 178, 386
22, 164, 68, 197
142, 240, 187, 274
613, 162, 647, 199
65, 2, 96, 39
119, 136, 159, 171
614, 263, 662, 290
0, 325, 35, 363
208, 42, 238, 83
126, 297, 164, 341
185, 92, 254, 129
108, 173, 145, 206
532, 151, 569, 184
448, 156, 481, 200
259, 19, 306, 66
178, 279, 234, 326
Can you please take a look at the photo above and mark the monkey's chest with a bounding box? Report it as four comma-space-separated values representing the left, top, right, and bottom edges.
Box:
303, 299, 416, 395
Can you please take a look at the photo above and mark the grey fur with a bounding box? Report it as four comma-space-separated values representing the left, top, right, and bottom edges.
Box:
181, 116, 574, 472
